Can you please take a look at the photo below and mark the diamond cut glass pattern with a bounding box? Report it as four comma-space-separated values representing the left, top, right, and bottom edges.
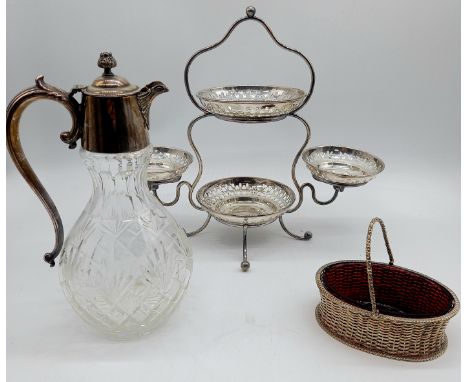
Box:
59, 146, 192, 339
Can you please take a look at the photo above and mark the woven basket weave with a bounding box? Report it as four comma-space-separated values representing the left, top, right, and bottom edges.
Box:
316, 217, 459, 361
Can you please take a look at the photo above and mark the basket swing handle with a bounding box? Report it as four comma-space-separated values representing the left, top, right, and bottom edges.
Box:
365, 217, 394, 315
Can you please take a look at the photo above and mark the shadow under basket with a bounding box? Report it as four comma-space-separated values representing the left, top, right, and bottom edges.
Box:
315, 218, 459, 362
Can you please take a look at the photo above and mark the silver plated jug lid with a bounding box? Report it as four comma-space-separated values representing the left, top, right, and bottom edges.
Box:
84, 52, 139, 96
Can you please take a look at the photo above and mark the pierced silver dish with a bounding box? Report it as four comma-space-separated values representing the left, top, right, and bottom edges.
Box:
196, 86, 306, 122
197, 177, 295, 227
302, 146, 385, 187
147, 146, 193, 184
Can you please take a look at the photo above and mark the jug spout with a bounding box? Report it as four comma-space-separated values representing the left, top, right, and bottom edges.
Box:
137, 81, 168, 129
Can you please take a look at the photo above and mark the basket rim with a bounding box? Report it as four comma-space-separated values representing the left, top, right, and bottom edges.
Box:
316, 260, 460, 323
315, 304, 449, 362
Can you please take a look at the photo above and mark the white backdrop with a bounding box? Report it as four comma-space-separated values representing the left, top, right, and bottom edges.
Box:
7, 0, 460, 381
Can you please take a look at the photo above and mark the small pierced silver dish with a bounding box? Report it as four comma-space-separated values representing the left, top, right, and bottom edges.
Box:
302, 146, 384, 187
196, 86, 306, 122
197, 177, 295, 227
147, 146, 193, 184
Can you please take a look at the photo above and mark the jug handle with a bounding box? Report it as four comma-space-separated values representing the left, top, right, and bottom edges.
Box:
6, 76, 82, 267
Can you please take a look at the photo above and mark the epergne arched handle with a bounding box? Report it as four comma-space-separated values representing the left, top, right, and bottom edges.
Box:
184, 6, 315, 114
6, 76, 82, 267
365, 217, 395, 315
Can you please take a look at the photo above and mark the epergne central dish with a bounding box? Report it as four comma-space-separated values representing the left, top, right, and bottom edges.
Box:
197, 177, 296, 227
197, 86, 306, 121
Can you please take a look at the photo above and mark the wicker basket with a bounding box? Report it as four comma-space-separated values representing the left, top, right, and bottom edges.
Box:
316, 217, 459, 361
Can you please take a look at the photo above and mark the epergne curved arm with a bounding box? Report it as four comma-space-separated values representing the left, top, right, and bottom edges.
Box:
152, 113, 210, 211
287, 183, 344, 214
287, 114, 344, 213
277, 114, 343, 240
151, 114, 212, 236
6, 76, 82, 266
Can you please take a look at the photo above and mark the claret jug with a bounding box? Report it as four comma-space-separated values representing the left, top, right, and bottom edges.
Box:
6, 53, 193, 339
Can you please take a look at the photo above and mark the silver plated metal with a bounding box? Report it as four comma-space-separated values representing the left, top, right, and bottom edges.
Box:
147, 146, 193, 184
279, 215, 312, 241
151, 114, 211, 238
241, 225, 250, 272
302, 146, 385, 187
148, 7, 384, 271
197, 177, 295, 227
197, 86, 306, 121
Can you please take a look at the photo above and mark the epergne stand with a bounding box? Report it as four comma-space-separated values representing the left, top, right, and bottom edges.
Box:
148, 6, 384, 271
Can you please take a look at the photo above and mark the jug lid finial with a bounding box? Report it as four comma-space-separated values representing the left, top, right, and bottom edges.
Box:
97, 52, 117, 75
84, 52, 139, 96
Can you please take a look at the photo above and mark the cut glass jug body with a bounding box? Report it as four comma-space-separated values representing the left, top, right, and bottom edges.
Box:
60, 147, 192, 338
